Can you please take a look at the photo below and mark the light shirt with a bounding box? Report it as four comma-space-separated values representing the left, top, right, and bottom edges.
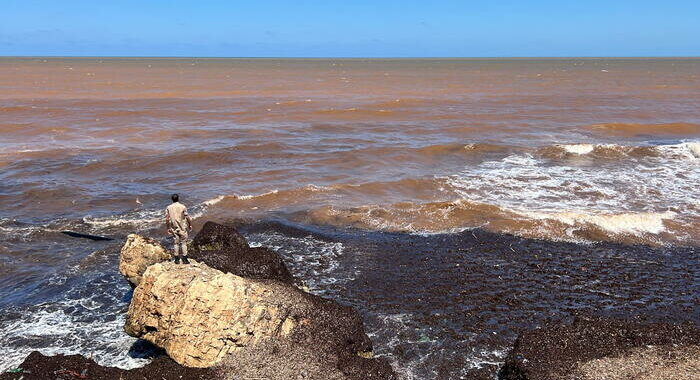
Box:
166, 202, 189, 233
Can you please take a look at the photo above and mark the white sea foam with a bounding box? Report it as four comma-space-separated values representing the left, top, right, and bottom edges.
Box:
559, 143, 595, 155
234, 189, 279, 200
247, 232, 351, 295
656, 141, 700, 160
547, 141, 700, 160
687, 142, 700, 158
522, 210, 677, 235
82, 209, 163, 228
202, 195, 225, 206
83, 195, 226, 230
446, 142, 699, 242
0, 299, 149, 372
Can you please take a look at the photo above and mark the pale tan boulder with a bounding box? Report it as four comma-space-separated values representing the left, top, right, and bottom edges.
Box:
119, 234, 171, 286
124, 261, 306, 368
122, 222, 396, 379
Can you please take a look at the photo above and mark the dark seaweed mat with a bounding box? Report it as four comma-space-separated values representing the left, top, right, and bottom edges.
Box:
241, 221, 699, 379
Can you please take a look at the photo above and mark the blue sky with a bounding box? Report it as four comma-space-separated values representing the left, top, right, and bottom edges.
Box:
1, 1, 699, 57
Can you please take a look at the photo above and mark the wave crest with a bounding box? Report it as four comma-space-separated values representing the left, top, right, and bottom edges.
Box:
293, 201, 683, 245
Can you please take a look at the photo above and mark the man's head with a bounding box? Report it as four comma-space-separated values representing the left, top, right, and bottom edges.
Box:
171, 194, 179, 203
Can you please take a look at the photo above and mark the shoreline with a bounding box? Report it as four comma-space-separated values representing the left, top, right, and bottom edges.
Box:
2, 220, 697, 378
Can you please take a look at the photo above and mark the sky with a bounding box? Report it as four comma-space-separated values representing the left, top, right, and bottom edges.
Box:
1, 0, 699, 57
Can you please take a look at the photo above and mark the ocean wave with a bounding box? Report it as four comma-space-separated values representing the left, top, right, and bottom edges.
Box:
82, 195, 226, 230
204, 179, 450, 219
0, 293, 149, 372
519, 210, 677, 236
587, 122, 700, 137
192, 150, 698, 244
82, 209, 163, 229
291, 200, 686, 245
656, 141, 700, 160
538, 141, 700, 160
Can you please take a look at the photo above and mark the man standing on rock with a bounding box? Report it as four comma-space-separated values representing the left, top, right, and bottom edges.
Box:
165, 194, 193, 264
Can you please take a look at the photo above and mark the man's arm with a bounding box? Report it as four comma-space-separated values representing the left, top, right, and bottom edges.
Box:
165, 210, 173, 234
184, 209, 193, 231
186, 215, 193, 231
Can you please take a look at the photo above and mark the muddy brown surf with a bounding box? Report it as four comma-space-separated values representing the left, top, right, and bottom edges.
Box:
0, 58, 699, 378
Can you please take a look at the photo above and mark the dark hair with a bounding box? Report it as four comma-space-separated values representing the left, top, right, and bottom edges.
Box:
171, 194, 179, 202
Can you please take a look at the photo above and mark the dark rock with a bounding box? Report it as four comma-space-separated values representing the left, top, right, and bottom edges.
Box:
8, 221, 396, 379
191, 220, 249, 251
499, 316, 700, 380
190, 222, 395, 380
0, 351, 219, 380
188, 221, 296, 284
125, 256, 397, 378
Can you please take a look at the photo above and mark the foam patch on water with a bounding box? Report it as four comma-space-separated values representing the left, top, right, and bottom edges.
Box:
542, 141, 700, 160
687, 142, 700, 158
656, 141, 700, 160
82, 195, 225, 230
202, 195, 225, 206
522, 210, 677, 235
0, 219, 46, 236
447, 142, 699, 243
0, 239, 159, 372
559, 143, 595, 155
0, 306, 148, 372
367, 312, 508, 379
234, 189, 280, 200
247, 232, 351, 295
82, 209, 163, 229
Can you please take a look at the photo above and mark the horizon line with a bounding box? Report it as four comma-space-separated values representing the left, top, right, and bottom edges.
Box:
2, 55, 700, 60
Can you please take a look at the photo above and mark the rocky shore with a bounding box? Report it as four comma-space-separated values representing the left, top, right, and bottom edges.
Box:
2, 222, 698, 379
2, 222, 395, 380
499, 316, 700, 380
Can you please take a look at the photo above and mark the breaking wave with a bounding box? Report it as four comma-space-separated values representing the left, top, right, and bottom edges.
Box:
292, 201, 685, 245
197, 140, 699, 245
6, 140, 697, 245
81, 195, 228, 230
538, 141, 700, 160
0, 261, 150, 372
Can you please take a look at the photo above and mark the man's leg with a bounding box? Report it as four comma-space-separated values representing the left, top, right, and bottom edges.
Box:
179, 236, 189, 264
173, 235, 182, 263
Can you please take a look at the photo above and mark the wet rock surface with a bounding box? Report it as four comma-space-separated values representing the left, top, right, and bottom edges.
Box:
239, 221, 699, 379
499, 317, 700, 380
188, 221, 296, 284
11, 221, 395, 380
0, 351, 216, 380
6, 220, 698, 379
124, 259, 396, 378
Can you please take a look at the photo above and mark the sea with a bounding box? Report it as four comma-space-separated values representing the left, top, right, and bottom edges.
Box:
0, 57, 698, 379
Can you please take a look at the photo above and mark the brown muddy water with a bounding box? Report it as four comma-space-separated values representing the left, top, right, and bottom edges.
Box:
0, 58, 698, 379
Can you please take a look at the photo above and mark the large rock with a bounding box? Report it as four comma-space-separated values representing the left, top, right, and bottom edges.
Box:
118, 222, 295, 286
189, 221, 296, 284
499, 317, 700, 380
119, 234, 171, 286
124, 261, 299, 367
124, 261, 396, 379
